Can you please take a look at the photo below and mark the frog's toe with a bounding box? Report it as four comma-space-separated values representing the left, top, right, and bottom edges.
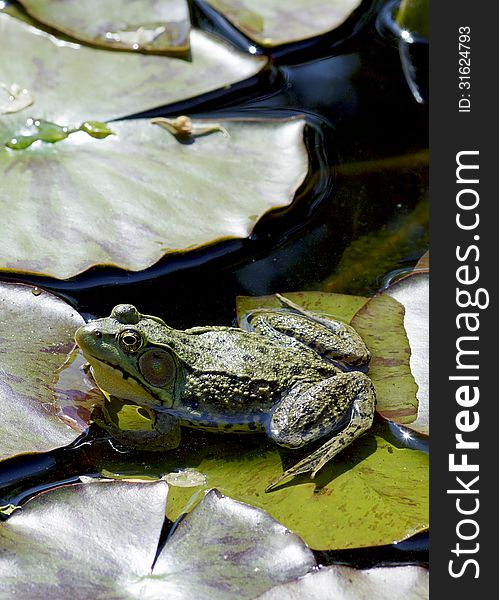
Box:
265, 454, 322, 492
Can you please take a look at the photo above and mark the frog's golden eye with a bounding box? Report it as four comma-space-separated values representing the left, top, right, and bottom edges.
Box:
119, 329, 143, 353
139, 349, 175, 387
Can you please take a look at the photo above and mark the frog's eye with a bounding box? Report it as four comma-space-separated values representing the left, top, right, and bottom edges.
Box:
119, 329, 143, 353
139, 349, 176, 387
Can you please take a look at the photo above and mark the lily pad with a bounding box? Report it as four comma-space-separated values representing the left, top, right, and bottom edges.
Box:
105, 421, 428, 550
0, 116, 308, 278
384, 272, 429, 435
0, 282, 86, 460
0, 12, 267, 122
351, 294, 420, 424
149, 489, 316, 599
205, 0, 363, 47
256, 565, 429, 600
0, 482, 316, 598
18, 0, 191, 56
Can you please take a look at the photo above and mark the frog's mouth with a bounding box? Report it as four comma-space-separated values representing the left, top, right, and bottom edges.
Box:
84, 353, 165, 408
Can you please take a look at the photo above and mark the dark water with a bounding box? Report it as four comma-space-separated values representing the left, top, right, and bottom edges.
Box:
0, 0, 428, 565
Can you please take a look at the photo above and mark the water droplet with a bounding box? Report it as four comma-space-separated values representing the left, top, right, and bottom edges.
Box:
32, 287, 42, 296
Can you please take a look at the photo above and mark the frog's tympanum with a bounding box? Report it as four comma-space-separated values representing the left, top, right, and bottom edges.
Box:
75, 297, 376, 491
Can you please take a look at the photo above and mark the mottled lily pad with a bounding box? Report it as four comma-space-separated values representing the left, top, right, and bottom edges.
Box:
384, 272, 429, 435
0, 12, 266, 122
0, 117, 308, 278
205, 0, 363, 47
256, 564, 429, 600
0, 282, 85, 460
19, 0, 191, 56
351, 294, 419, 424
0, 482, 316, 598
104, 419, 428, 550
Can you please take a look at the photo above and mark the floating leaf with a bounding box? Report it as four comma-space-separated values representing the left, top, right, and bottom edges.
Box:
384, 272, 429, 435
351, 294, 419, 424
19, 0, 191, 56
256, 565, 429, 600
105, 420, 428, 550
0, 12, 267, 122
0, 117, 308, 278
205, 0, 362, 47
0, 282, 86, 460
148, 489, 316, 599
0, 483, 316, 599
0, 481, 169, 597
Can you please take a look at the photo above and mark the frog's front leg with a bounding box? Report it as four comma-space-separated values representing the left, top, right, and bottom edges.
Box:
92, 401, 181, 452
265, 371, 375, 491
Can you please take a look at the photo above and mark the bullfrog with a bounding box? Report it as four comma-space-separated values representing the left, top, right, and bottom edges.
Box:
75, 296, 376, 490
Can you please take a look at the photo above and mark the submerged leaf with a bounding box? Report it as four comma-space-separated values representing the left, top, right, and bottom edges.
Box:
19, 0, 191, 56
0, 12, 267, 122
0, 282, 85, 460
0, 117, 308, 278
205, 0, 363, 47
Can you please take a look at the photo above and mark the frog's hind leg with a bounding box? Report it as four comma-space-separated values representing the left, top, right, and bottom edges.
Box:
243, 296, 370, 368
265, 371, 376, 492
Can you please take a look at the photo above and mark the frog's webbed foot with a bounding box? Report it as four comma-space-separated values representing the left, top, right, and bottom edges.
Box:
266, 372, 375, 492
92, 401, 181, 452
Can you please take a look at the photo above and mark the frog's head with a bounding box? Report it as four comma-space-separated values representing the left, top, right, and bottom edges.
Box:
75, 304, 181, 409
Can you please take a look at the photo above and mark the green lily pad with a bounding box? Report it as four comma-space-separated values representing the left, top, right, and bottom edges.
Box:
351, 292, 420, 425
0, 116, 308, 278
384, 272, 429, 435
205, 0, 362, 47
0, 282, 86, 460
0, 482, 316, 598
18, 0, 191, 56
104, 420, 428, 550
256, 565, 429, 600
0, 12, 267, 121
